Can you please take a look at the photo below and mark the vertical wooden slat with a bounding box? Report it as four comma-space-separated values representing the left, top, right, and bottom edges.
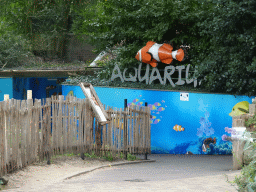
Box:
139, 106, 143, 154
38, 99, 43, 161
146, 107, 149, 154
71, 96, 75, 154
95, 120, 100, 156
51, 96, 56, 156
55, 97, 60, 155
135, 106, 140, 154
38, 99, 43, 162
64, 98, 68, 154
80, 99, 84, 154
132, 106, 135, 155
78, 99, 82, 155
118, 109, 122, 157
86, 99, 91, 154
30, 99, 36, 164
20, 100, 26, 167
0, 103, 5, 176
142, 106, 145, 154
114, 108, 118, 158
34, 100, 39, 162
4, 99, 9, 172
46, 98, 52, 163
83, 99, 87, 154
74, 97, 79, 155
42, 99, 46, 162
27, 98, 33, 165
10, 99, 17, 171
123, 107, 128, 157
59, 95, 64, 155
102, 123, 106, 156
16, 100, 22, 168
9, 99, 15, 172
67, 97, 71, 154
108, 108, 112, 152
129, 107, 132, 154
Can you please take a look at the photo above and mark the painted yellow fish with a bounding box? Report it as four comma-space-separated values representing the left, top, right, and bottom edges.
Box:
67, 90, 74, 96
229, 101, 249, 117
114, 119, 123, 129
173, 124, 185, 132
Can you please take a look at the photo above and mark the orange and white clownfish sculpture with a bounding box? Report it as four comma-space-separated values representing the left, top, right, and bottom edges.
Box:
135, 41, 185, 67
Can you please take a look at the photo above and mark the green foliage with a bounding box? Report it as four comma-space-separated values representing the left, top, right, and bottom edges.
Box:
83, 151, 138, 162
193, 0, 256, 96
72, 0, 256, 96
127, 153, 137, 161
84, 151, 98, 159
0, 28, 32, 69
245, 113, 256, 129
72, 0, 200, 62
225, 131, 256, 191
0, 0, 95, 59
104, 151, 114, 161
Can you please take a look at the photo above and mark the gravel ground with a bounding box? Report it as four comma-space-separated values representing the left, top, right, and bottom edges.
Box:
1, 155, 129, 191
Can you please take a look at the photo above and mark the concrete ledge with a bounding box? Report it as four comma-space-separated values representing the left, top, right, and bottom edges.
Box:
64, 159, 156, 180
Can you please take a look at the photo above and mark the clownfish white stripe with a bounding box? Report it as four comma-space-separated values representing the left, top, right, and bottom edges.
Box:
171, 50, 177, 60
139, 49, 142, 61
148, 43, 163, 62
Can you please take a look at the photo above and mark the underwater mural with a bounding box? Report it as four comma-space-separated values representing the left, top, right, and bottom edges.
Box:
62, 85, 254, 155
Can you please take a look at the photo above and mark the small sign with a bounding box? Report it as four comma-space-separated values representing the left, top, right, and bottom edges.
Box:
180, 93, 189, 101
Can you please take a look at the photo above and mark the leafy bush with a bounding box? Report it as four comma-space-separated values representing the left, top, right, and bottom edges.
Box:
0, 32, 32, 69
227, 131, 256, 192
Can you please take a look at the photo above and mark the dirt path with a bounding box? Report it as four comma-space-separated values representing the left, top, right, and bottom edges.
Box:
1, 155, 129, 191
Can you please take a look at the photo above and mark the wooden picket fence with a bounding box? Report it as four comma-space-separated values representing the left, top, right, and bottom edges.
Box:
0, 96, 151, 177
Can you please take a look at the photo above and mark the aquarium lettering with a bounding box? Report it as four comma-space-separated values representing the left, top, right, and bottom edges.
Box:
110, 63, 202, 87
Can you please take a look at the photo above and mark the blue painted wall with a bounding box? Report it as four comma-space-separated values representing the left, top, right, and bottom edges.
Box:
13, 77, 66, 100
65, 85, 254, 155
0, 77, 66, 101
0, 78, 13, 100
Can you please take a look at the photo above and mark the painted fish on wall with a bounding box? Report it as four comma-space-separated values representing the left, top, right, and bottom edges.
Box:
135, 41, 185, 67
173, 124, 185, 132
202, 137, 217, 152
229, 101, 249, 117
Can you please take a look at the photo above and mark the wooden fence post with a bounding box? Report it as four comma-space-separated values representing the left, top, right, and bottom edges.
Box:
95, 120, 101, 156
144, 102, 148, 160
232, 139, 246, 170
27, 90, 33, 165
124, 99, 128, 160
4, 94, 9, 173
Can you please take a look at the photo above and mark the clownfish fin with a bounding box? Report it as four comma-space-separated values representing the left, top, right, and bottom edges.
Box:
149, 61, 158, 68
142, 52, 153, 62
160, 58, 173, 64
175, 49, 185, 62
161, 43, 173, 52
146, 41, 156, 47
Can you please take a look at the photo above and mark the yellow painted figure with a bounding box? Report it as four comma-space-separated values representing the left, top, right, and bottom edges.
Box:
229, 101, 249, 117
114, 119, 124, 129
